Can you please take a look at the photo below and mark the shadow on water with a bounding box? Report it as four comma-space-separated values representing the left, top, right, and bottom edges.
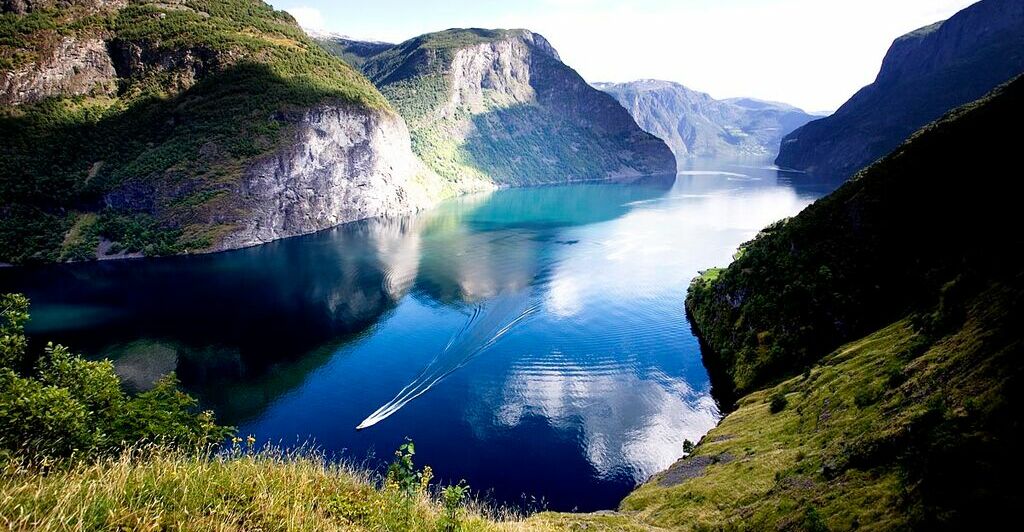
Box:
0, 178, 675, 422
0, 168, 834, 511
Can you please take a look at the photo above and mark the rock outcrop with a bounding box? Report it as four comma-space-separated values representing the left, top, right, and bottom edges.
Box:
595, 80, 817, 162
221, 105, 426, 250
0, 36, 117, 105
775, 0, 1024, 180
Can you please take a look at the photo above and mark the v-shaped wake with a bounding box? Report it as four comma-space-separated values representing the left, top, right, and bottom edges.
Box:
356, 292, 539, 430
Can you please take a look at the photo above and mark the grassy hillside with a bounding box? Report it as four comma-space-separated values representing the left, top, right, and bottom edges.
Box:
658, 78, 1024, 528
0, 446, 520, 531
688, 75, 1024, 399
613, 282, 1023, 529
0, 0, 389, 264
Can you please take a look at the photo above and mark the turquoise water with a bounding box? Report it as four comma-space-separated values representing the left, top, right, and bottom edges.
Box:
0, 162, 832, 511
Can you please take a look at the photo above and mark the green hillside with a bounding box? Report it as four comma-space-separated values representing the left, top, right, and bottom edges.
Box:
0, 0, 388, 264
656, 77, 1024, 529
688, 75, 1024, 399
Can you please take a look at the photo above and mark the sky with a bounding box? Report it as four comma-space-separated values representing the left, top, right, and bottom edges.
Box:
269, 0, 977, 112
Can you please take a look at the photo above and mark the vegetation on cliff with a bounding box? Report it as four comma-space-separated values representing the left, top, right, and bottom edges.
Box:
326, 28, 676, 193
0, 0, 390, 264
668, 77, 1024, 528
688, 75, 1024, 398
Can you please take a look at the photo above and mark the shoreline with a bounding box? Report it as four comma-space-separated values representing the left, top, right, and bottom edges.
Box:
1, 172, 677, 270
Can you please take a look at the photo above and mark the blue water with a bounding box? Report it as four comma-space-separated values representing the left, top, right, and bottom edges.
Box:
0, 161, 833, 511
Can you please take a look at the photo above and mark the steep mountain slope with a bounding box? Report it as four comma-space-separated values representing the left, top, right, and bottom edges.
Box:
526, 76, 1024, 532
670, 76, 1024, 529
688, 75, 1024, 399
775, 0, 1024, 180
595, 80, 816, 161
327, 29, 676, 192
0, 0, 435, 264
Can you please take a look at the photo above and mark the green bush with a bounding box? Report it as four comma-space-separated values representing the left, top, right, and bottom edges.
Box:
441, 480, 471, 532
0, 294, 232, 460
768, 392, 788, 414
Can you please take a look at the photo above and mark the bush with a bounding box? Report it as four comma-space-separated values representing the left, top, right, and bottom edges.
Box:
769, 392, 788, 414
0, 293, 232, 459
441, 480, 471, 532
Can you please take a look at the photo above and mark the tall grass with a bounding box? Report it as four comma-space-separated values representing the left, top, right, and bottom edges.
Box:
0, 443, 533, 531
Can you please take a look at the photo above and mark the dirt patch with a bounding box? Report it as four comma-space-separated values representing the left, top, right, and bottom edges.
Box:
658, 453, 735, 487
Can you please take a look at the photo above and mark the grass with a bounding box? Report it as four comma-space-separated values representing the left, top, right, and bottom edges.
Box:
0, 443, 663, 531
0, 444, 526, 531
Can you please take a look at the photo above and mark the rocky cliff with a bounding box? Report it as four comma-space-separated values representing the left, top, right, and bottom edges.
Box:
0, 0, 434, 264
775, 0, 1024, 180
221, 104, 428, 250
325, 29, 676, 191
594, 79, 816, 162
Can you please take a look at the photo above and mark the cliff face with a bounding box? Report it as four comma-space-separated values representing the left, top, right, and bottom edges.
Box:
0, 0, 432, 264
328, 29, 675, 192
221, 105, 426, 250
775, 0, 1024, 180
0, 36, 117, 105
595, 80, 816, 162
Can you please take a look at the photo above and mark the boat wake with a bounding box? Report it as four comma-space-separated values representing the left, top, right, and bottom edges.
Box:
356, 292, 539, 430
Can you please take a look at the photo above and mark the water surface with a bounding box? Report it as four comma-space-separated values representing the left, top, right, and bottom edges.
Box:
0, 162, 834, 511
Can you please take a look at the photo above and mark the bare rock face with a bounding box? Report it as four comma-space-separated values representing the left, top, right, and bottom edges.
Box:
444, 31, 560, 115
219, 104, 428, 250
0, 36, 117, 105
107, 38, 232, 92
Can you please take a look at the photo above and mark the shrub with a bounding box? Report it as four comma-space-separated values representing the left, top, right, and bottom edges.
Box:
0, 293, 232, 459
386, 437, 431, 496
769, 392, 788, 414
441, 480, 471, 531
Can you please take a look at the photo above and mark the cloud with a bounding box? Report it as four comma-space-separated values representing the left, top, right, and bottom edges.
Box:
287, 6, 326, 31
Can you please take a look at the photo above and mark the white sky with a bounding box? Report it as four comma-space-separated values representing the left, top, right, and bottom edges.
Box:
271, 0, 977, 112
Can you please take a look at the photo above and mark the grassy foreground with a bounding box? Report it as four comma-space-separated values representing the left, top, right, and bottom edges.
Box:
0, 445, 660, 531
0, 446, 513, 531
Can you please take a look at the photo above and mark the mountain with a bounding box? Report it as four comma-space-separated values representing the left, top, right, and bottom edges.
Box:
655, 77, 1024, 529
0, 0, 437, 265
594, 79, 817, 161
309, 32, 393, 69
322, 29, 676, 192
775, 0, 1024, 180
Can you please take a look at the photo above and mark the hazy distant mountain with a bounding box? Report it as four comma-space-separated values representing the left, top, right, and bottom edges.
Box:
310, 31, 393, 68
776, 0, 1024, 180
594, 80, 817, 161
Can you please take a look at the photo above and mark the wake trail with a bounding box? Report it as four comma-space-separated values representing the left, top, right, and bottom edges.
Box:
356, 292, 539, 430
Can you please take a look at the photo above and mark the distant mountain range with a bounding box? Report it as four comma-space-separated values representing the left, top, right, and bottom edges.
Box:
315, 29, 676, 192
594, 80, 818, 162
776, 0, 1024, 180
